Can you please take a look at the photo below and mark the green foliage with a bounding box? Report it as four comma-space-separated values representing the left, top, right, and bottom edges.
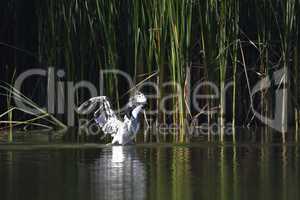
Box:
32, 0, 300, 141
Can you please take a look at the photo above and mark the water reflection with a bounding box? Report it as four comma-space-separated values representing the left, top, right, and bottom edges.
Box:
90, 146, 146, 200
111, 146, 125, 163
0, 144, 300, 200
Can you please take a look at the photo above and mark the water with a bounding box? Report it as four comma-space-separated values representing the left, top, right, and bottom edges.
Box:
0, 130, 300, 200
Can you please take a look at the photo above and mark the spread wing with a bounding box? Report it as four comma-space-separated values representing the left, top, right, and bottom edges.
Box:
78, 96, 122, 135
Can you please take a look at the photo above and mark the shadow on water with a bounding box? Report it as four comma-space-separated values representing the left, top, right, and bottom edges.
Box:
0, 128, 300, 200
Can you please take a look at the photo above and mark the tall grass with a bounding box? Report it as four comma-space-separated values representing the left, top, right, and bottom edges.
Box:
2, 0, 299, 142
254, 0, 272, 136
0, 82, 67, 133
281, 0, 297, 141
130, 0, 192, 142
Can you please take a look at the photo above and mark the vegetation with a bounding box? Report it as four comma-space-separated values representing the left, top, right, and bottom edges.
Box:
0, 0, 299, 142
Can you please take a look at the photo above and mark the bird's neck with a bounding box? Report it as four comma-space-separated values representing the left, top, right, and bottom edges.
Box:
131, 105, 144, 119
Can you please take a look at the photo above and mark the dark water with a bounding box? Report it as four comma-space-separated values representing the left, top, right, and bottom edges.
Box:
0, 142, 300, 200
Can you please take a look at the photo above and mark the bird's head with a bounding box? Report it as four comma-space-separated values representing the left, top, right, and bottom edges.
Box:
125, 92, 147, 119
128, 92, 147, 108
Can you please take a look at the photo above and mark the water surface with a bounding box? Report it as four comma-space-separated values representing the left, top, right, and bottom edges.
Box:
1, 141, 300, 200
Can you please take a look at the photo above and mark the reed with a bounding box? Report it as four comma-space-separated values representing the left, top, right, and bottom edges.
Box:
254, 0, 271, 134
280, 0, 297, 142
293, 0, 299, 134
217, 0, 240, 141
229, 1, 239, 142
6, 70, 15, 142
1, 0, 300, 142
167, 0, 192, 142
197, 1, 217, 139
130, 0, 192, 142
0, 82, 67, 131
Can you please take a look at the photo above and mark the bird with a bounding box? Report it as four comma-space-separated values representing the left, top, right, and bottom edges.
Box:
78, 92, 147, 145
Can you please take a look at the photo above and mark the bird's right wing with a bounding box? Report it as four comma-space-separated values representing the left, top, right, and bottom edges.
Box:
78, 96, 121, 135
77, 96, 107, 115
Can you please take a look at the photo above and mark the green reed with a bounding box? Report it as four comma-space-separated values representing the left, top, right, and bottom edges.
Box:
215, 0, 240, 141
29, 0, 300, 142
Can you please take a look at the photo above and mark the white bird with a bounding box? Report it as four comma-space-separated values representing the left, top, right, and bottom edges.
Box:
78, 92, 147, 145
